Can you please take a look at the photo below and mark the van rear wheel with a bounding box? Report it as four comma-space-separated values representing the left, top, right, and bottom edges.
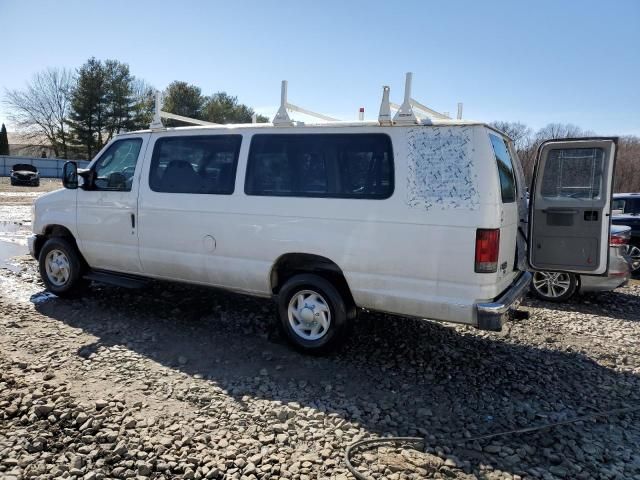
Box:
39, 237, 89, 297
277, 274, 349, 354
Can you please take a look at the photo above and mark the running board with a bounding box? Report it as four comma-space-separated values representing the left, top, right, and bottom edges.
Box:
84, 270, 150, 289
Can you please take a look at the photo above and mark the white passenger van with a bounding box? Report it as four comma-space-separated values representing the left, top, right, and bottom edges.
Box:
29, 75, 618, 353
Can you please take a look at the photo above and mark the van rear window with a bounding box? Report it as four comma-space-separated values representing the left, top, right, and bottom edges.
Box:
489, 133, 516, 203
245, 134, 393, 199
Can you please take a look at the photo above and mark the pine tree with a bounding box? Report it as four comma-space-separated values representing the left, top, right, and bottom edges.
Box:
104, 60, 136, 140
0, 124, 9, 155
162, 81, 205, 126
68, 58, 107, 159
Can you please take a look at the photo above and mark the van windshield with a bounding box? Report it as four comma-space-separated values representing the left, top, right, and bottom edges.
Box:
489, 133, 516, 203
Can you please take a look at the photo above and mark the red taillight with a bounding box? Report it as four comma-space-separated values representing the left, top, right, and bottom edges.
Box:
609, 233, 629, 246
475, 228, 500, 273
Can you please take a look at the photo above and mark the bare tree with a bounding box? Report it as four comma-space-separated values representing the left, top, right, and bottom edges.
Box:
489, 121, 532, 151
3, 68, 74, 158
614, 136, 640, 192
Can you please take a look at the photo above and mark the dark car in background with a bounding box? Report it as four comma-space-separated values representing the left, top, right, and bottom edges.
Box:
612, 193, 640, 273
10, 163, 40, 187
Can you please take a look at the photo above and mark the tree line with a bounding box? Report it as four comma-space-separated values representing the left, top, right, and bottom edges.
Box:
3, 58, 267, 160
490, 121, 640, 193
3, 61, 639, 191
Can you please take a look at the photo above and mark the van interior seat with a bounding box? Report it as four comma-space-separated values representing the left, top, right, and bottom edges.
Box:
160, 160, 200, 193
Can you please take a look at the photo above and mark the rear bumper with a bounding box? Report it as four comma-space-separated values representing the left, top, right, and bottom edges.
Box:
476, 271, 532, 331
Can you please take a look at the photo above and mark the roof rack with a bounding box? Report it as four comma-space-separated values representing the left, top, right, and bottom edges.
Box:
378, 72, 463, 125
273, 81, 339, 126
148, 73, 463, 129
150, 91, 219, 129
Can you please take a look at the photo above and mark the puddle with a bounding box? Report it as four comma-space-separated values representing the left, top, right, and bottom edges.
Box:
0, 240, 27, 270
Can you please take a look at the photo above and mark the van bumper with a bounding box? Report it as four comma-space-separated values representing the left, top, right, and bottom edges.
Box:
28, 234, 38, 259
476, 271, 532, 331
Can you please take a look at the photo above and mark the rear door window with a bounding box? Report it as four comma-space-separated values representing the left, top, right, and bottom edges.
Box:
489, 133, 516, 203
540, 148, 604, 200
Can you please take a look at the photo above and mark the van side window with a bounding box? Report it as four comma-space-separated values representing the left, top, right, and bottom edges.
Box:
489, 134, 516, 203
245, 134, 393, 199
149, 135, 242, 194
92, 138, 143, 191
540, 148, 604, 200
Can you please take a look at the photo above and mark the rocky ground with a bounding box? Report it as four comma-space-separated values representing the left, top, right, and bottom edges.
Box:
0, 182, 639, 480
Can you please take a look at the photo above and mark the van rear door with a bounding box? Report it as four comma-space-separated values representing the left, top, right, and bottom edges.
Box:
529, 138, 617, 275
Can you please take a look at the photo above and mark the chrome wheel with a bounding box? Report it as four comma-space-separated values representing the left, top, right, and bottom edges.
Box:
625, 245, 640, 272
287, 289, 331, 341
44, 249, 70, 286
532, 271, 572, 298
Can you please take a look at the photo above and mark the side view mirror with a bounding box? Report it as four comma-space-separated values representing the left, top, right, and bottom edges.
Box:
62, 161, 78, 189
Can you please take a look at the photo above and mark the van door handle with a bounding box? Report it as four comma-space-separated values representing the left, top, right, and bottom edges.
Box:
130, 213, 135, 228
541, 208, 578, 214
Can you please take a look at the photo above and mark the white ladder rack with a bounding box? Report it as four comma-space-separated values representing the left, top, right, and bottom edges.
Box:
149, 73, 463, 129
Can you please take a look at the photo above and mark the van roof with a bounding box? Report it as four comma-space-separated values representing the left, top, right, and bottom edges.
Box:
120, 117, 505, 136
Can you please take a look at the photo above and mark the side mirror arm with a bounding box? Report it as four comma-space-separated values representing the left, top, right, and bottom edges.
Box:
78, 169, 94, 190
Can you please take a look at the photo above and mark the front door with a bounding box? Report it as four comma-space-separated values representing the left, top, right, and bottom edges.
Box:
76, 135, 150, 273
529, 138, 617, 275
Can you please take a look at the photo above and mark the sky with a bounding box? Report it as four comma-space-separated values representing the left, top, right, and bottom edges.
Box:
1, 0, 639, 135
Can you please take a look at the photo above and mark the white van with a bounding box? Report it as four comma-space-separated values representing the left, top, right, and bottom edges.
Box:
29, 81, 618, 353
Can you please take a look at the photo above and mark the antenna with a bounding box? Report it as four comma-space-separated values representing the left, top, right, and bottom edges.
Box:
150, 90, 219, 129
378, 86, 392, 125
273, 80, 338, 126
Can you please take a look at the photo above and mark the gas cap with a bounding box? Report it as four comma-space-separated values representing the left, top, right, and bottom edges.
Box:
203, 235, 216, 252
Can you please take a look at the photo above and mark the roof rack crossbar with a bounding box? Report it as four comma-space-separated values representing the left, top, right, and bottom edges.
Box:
150, 90, 219, 129
273, 81, 338, 125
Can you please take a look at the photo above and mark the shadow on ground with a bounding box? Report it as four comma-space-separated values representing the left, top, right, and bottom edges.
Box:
34, 281, 640, 478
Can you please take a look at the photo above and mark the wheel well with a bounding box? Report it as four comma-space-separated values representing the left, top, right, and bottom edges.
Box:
270, 253, 357, 317
35, 225, 81, 261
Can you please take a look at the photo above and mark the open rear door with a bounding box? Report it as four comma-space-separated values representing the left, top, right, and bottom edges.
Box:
529, 138, 617, 275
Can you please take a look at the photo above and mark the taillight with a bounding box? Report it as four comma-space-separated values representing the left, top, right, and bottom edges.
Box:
610, 232, 629, 246
475, 228, 500, 273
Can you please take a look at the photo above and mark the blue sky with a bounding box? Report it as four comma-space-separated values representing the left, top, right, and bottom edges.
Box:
1, 0, 639, 135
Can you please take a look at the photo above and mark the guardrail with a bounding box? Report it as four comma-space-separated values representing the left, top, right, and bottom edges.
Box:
0, 156, 90, 178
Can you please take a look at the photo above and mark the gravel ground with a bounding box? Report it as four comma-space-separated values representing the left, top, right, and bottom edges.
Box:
0, 183, 639, 480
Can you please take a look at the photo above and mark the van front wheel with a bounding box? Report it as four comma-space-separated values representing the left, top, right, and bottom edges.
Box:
277, 274, 349, 354
39, 237, 88, 297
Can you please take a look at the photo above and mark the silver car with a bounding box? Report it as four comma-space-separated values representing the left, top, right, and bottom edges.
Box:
530, 225, 631, 302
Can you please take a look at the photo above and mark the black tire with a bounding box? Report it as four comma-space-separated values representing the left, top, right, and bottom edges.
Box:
10, 179, 16, 186
530, 271, 578, 302
38, 237, 89, 297
277, 274, 350, 354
